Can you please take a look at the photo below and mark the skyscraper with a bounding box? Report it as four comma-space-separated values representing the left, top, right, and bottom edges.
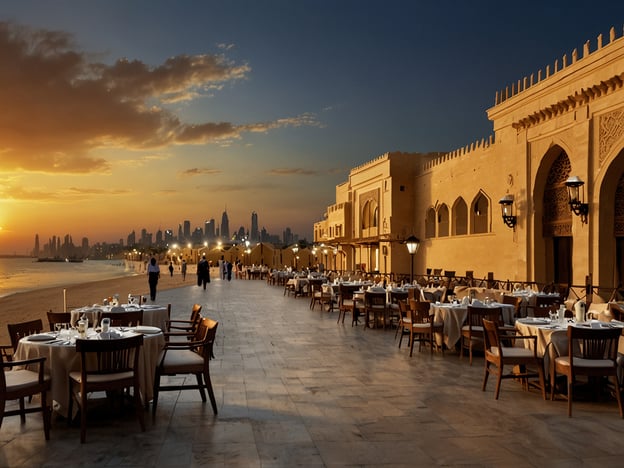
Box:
183, 220, 191, 240
251, 211, 258, 241
221, 210, 230, 240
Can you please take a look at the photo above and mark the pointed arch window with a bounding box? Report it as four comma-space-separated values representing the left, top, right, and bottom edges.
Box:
452, 197, 468, 235
425, 207, 436, 238
361, 200, 378, 229
438, 204, 449, 237
471, 192, 490, 234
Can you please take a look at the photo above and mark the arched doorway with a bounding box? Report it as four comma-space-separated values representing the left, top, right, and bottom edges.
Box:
597, 148, 624, 289
542, 151, 573, 285
534, 147, 573, 285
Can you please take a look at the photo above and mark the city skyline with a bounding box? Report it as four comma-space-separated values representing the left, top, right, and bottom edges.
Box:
31, 209, 304, 258
2, 2, 624, 255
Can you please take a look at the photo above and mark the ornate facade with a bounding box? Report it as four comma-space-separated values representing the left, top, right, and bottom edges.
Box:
314, 26, 624, 291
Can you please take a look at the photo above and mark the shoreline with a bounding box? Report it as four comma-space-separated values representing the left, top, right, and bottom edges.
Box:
0, 271, 197, 343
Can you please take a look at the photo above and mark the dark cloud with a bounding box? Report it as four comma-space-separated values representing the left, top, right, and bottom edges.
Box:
0, 22, 320, 174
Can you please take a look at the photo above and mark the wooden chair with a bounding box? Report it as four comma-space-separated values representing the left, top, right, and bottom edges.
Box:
7, 319, 44, 352
482, 319, 546, 400
99, 310, 143, 327
388, 289, 408, 329
551, 326, 623, 418
502, 295, 523, 318
337, 284, 359, 326
363, 290, 387, 329
527, 295, 560, 317
405, 300, 443, 356
396, 300, 411, 345
309, 279, 332, 311
165, 304, 202, 338
152, 318, 219, 416
68, 334, 145, 443
1, 353, 52, 440
460, 306, 502, 365
46, 311, 72, 331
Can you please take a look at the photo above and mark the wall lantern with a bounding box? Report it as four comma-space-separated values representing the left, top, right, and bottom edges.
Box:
404, 235, 420, 283
564, 176, 589, 223
498, 194, 517, 229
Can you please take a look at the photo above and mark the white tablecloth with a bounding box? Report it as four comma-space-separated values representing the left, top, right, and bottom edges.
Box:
430, 303, 516, 348
15, 328, 165, 418
71, 304, 169, 330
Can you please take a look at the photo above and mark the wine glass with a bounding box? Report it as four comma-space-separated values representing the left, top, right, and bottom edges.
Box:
54, 323, 62, 336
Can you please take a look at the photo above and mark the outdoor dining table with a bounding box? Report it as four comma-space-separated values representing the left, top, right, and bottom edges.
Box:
430, 302, 516, 348
70, 303, 169, 330
515, 318, 624, 384
14, 326, 165, 418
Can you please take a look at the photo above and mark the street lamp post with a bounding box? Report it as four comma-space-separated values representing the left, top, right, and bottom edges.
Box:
405, 235, 420, 284
292, 245, 299, 270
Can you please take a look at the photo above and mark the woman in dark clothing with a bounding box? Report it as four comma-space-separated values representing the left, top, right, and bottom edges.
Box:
147, 257, 161, 301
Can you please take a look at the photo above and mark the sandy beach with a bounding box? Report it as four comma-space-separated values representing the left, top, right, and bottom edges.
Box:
0, 270, 198, 343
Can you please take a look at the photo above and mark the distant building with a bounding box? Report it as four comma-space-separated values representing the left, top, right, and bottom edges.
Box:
251, 211, 259, 241
221, 210, 230, 240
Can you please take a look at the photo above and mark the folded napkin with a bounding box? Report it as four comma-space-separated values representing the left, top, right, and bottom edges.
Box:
472, 299, 484, 306
99, 330, 123, 340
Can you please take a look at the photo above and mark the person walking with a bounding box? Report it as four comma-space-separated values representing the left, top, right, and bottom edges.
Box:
168, 261, 174, 277
197, 255, 211, 290
226, 260, 233, 281
181, 259, 187, 281
147, 257, 160, 301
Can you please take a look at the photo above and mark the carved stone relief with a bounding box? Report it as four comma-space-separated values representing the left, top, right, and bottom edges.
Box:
543, 151, 572, 237
599, 109, 624, 167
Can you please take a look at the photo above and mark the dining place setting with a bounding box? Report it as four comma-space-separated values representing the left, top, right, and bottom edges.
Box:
13, 316, 166, 421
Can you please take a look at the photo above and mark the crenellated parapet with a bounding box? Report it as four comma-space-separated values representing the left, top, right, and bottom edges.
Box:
495, 25, 623, 106
422, 135, 495, 171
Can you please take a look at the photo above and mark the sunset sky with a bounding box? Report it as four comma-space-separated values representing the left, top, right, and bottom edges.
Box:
1, 1, 624, 254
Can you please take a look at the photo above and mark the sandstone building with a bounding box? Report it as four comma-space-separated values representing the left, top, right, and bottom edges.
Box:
314, 26, 624, 295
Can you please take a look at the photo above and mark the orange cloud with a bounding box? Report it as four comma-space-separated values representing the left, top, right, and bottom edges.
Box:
0, 22, 320, 175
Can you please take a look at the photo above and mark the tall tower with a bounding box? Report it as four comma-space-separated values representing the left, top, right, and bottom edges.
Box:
183, 220, 191, 241
221, 210, 230, 240
251, 211, 258, 241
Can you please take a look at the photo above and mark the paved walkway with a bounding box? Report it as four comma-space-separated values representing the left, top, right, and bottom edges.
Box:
2, 278, 624, 467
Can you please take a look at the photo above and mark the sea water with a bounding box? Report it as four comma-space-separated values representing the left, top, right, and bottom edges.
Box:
0, 258, 139, 298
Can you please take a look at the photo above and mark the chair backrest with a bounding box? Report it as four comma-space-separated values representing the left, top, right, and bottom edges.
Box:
567, 326, 621, 363
75, 334, 144, 376
502, 295, 522, 316
339, 284, 357, 302
466, 306, 502, 329
389, 290, 408, 304
409, 300, 431, 324
7, 319, 44, 351
46, 311, 72, 331
398, 299, 409, 319
190, 304, 203, 321
535, 295, 560, 308
482, 318, 500, 354
534, 303, 558, 318
100, 310, 144, 327
195, 317, 219, 360
364, 291, 386, 308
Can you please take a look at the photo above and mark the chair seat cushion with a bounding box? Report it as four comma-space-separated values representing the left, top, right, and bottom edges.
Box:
69, 370, 134, 383
5, 369, 50, 392
462, 325, 483, 332
490, 347, 535, 358
160, 349, 205, 373
554, 356, 615, 368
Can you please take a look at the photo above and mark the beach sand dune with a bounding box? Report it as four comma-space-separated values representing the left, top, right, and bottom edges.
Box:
0, 271, 195, 343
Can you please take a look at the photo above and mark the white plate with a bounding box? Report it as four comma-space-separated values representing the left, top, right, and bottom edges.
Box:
141, 305, 160, 309
134, 326, 161, 334
27, 333, 57, 341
